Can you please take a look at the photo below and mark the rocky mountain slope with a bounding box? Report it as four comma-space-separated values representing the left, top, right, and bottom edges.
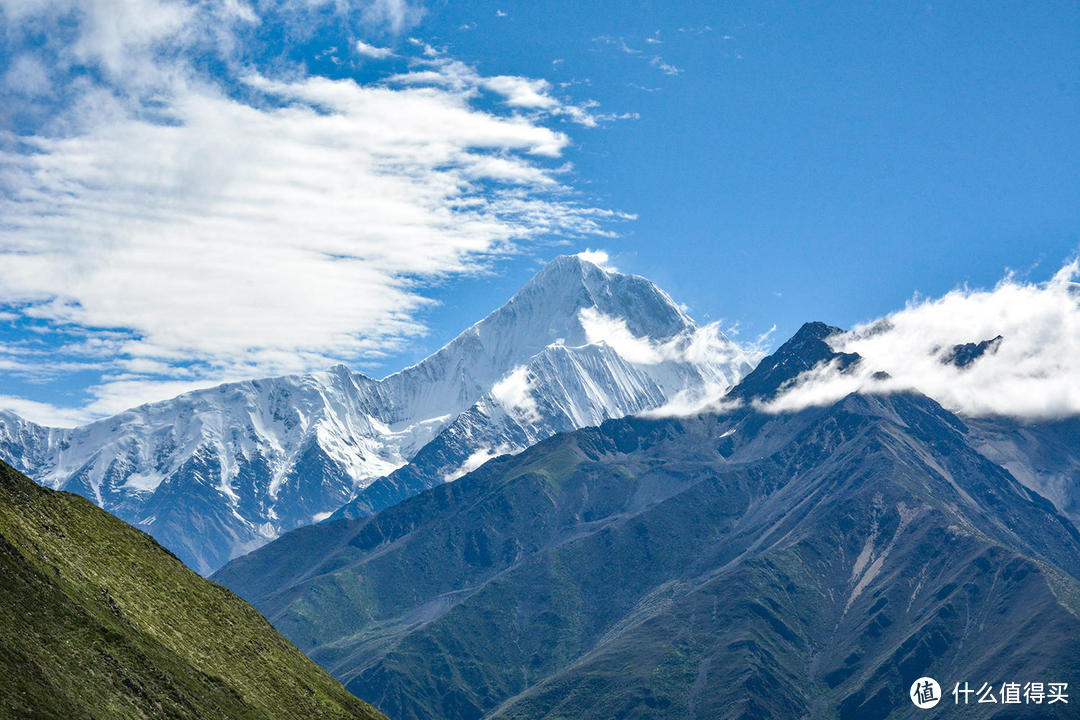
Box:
0, 458, 385, 720
0, 255, 755, 573
964, 415, 1080, 530
214, 323, 1080, 720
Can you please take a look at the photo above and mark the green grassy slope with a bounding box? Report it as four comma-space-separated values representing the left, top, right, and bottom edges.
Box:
0, 459, 387, 720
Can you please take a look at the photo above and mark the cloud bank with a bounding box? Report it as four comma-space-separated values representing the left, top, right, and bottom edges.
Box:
764, 261, 1080, 420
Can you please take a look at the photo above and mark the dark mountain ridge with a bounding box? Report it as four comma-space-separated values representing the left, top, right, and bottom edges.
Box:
215, 322, 1080, 719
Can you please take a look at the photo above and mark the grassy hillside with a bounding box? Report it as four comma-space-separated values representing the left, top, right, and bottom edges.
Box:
0, 459, 386, 720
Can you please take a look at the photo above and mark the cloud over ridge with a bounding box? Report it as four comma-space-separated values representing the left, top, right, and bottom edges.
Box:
765, 261, 1080, 420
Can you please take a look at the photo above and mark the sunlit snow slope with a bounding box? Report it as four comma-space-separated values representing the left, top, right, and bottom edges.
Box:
0, 256, 756, 572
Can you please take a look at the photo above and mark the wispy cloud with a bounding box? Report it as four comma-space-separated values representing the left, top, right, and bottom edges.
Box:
359, 0, 425, 33
649, 56, 682, 76
594, 35, 641, 56
576, 249, 616, 271
0, 0, 628, 424
594, 35, 683, 78
578, 307, 762, 381
355, 40, 395, 59
490, 365, 541, 424
386, 51, 634, 127
0, 396, 98, 428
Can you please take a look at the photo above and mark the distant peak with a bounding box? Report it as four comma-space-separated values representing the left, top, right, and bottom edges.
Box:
512, 255, 693, 342
729, 321, 858, 401
535, 253, 608, 278
789, 321, 846, 344
550, 253, 588, 267
940, 335, 1003, 369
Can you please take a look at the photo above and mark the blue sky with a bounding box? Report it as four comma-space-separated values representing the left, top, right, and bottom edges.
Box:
0, 0, 1078, 425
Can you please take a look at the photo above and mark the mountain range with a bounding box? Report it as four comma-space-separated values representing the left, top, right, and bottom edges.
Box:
0, 457, 384, 719
0, 255, 755, 573
4, 257, 1078, 719
213, 322, 1080, 720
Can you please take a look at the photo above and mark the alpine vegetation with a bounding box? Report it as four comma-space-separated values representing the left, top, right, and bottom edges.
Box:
0, 459, 385, 720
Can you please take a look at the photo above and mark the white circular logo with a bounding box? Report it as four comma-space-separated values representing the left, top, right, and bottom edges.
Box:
910, 677, 941, 709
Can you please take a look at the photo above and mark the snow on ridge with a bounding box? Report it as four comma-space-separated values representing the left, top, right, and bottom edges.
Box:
0, 255, 759, 572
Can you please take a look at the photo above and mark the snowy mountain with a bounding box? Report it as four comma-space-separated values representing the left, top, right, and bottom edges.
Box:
0, 256, 757, 573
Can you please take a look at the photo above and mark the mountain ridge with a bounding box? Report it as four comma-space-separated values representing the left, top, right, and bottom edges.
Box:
213, 322, 1080, 719
0, 255, 755, 572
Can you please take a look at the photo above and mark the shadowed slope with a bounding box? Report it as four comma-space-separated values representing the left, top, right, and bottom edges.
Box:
215, 324, 1080, 720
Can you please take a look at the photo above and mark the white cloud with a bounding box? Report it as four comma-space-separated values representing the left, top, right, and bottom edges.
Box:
594, 35, 683, 77
359, 0, 424, 33
762, 261, 1080, 420
490, 365, 541, 424
0, 364, 240, 425
649, 56, 682, 76
755, 356, 875, 414
388, 54, 618, 128
579, 307, 762, 374
640, 390, 743, 419
579, 307, 663, 364
583, 312, 764, 419
443, 444, 514, 481
483, 75, 558, 109
1, 79, 584, 357
88, 377, 236, 416
0, 0, 626, 421
3, 55, 53, 97
0, 395, 97, 428
576, 248, 615, 270
593, 36, 641, 56
355, 40, 395, 59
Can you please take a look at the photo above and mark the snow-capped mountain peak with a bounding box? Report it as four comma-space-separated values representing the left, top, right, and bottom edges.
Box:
374, 255, 697, 425
0, 256, 756, 573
